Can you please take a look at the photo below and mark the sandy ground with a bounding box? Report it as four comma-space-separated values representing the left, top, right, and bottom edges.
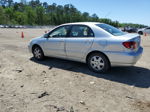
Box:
0, 28, 150, 112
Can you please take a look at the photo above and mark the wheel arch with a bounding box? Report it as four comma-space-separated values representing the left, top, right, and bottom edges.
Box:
138, 31, 143, 35
32, 44, 43, 53
86, 51, 111, 65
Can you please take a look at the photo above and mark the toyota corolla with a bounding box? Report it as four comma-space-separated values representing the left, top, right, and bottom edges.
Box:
28, 22, 143, 73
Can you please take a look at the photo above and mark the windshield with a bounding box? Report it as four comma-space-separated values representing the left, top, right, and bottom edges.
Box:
96, 24, 125, 36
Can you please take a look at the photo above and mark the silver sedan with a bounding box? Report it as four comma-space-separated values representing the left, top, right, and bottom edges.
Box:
28, 22, 143, 73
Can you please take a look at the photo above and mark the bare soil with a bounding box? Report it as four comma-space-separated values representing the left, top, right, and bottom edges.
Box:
0, 28, 150, 112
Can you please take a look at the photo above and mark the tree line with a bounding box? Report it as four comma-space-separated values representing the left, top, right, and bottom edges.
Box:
0, 0, 147, 28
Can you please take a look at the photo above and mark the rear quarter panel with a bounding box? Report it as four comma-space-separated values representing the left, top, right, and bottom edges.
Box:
83, 36, 127, 63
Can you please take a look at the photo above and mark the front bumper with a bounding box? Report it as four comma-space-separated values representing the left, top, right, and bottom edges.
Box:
28, 44, 32, 53
106, 47, 143, 66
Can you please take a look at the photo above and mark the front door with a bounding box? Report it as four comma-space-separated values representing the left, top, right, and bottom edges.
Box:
43, 25, 70, 57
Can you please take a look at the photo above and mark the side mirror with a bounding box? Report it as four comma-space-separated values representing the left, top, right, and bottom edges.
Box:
44, 33, 49, 38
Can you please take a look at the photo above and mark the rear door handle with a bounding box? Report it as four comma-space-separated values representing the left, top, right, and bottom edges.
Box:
59, 40, 64, 42
85, 40, 90, 43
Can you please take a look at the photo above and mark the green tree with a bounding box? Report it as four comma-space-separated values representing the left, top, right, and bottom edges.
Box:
29, 0, 41, 8
0, 0, 7, 7
35, 6, 44, 25
0, 0, 147, 27
91, 13, 99, 22
7, 0, 13, 7
14, 11, 27, 25
82, 12, 90, 21
25, 6, 36, 25
5, 7, 13, 20
0, 6, 6, 24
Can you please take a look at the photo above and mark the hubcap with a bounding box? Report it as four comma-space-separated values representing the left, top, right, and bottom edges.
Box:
34, 48, 42, 59
90, 56, 104, 71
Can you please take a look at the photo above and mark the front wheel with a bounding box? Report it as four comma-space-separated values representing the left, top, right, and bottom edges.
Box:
87, 53, 110, 73
32, 46, 44, 60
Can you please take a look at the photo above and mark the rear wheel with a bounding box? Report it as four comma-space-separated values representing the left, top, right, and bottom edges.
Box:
32, 46, 44, 60
87, 53, 110, 73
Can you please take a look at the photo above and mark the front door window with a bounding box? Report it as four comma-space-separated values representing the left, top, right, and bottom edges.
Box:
49, 26, 70, 37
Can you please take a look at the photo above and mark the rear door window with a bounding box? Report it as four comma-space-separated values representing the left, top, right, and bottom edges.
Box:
70, 25, 94, 37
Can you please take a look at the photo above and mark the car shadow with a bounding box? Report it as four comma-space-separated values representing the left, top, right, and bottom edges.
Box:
30, 57, 150, 88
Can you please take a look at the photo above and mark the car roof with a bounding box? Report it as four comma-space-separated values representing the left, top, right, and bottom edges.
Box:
61, 22, 103, 26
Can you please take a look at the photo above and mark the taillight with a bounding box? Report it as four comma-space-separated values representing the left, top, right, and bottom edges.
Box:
123, 41, 137, 49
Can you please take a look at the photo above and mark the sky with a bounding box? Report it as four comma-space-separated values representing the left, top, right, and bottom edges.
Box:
15, 0, 150, 26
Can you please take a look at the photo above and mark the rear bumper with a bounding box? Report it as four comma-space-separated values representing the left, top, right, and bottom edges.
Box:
106, 47, 143, 66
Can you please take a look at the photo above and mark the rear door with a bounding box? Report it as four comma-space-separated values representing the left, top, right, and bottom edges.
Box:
65, 25, 94, 60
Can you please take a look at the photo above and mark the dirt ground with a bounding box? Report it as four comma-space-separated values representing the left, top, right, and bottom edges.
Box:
0, 28, 150, 112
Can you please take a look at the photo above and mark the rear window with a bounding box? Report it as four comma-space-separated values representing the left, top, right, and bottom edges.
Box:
96, 24, 125, 36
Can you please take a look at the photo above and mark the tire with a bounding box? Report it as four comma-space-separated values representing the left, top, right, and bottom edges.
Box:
87, 53, 110, 73
32, 46, 44, 60
138, 31, 143, 35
